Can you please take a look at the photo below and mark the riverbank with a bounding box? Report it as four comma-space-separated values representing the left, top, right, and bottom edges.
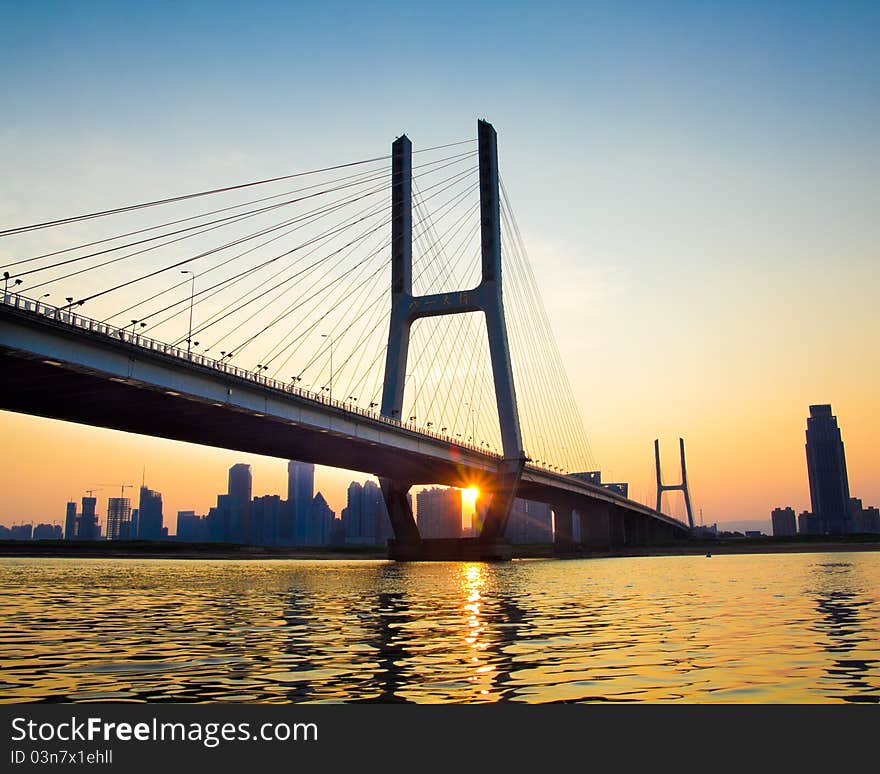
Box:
1, 535, 879, 561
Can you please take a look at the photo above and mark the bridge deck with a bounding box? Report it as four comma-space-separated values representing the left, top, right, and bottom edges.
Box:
0, 293, 688, 534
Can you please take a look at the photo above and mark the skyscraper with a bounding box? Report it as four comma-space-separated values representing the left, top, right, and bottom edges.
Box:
64, 501, 78, 540
341, 479, 391, 545
416, 488, 462, 539
306, 492, 334, 546
227, 463, 253, 542
136, 486, 164, 540
805, 404, 851, 534
288, 460, 315, 545
228, 464, 252, 506
78, 496, 98, 540
105, 497, 131, 540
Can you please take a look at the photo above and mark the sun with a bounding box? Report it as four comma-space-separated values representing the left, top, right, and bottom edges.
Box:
463, 487, 479, 506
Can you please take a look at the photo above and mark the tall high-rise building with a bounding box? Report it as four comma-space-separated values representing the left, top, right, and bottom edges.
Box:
251, 495, 284, 546
416, 487, 462, 539
771, 507, 797, 537
64, 501, 78, 540
228, 464, 252, 506
137, 486, 164, 540
78, 496, 99, 540
227, 464, 253, 542
341, 479, 391, 545
366, 479, 394, 544
305, 492, 334, 546
288, 460, 315, 545
342, 481, 364, 543
105, 497, 131, 540
805, 404, 852, 534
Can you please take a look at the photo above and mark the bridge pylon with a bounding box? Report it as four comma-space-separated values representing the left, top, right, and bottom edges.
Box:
654, 437, 695, 529
380, 120, 526, 550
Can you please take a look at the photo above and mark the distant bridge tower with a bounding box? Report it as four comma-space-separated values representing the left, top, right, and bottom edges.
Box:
654, 438, 695, 529
380, 120, 526, 547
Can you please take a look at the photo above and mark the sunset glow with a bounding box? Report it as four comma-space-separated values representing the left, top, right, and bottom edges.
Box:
463, 487, 480, 507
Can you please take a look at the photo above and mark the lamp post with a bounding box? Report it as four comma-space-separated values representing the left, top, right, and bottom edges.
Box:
320, 334, 333, 401
180, 270, 198, 358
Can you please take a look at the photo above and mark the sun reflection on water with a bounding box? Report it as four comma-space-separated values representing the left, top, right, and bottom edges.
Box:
0, 553, 878, 703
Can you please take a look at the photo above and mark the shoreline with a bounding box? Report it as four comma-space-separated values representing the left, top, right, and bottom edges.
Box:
1, 537, 879, 561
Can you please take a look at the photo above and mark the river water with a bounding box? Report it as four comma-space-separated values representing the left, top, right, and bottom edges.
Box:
1, 551, 878, 703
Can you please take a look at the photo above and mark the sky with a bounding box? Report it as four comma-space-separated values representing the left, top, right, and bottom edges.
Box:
1, 0, 878, 531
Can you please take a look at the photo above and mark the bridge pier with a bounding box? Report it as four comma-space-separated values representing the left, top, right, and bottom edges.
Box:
577, 502, 629, 551
553, 506, 578, 555
379, 479, 420, 545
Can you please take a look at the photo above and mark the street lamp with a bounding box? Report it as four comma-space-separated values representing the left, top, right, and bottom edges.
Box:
180, 270, 198, 358
320, 334, 333, 401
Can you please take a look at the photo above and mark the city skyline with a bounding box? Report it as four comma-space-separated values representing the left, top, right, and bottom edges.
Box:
1, 1, 878, 529
2, 400, 875, 536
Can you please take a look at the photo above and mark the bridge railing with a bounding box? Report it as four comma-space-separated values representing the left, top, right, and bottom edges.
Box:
2, 291, 516, 461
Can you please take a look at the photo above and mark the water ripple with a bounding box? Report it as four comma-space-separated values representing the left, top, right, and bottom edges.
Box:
1, 552, 878, 703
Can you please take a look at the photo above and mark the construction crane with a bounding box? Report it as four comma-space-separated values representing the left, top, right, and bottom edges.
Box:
83, 488, 102, 498
98, 483, 134, 499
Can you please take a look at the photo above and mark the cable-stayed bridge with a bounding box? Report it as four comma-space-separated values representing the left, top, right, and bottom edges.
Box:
0, 120, 688, 559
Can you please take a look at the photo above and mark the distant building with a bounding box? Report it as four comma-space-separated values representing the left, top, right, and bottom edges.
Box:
105, 497, 131, 541
137, 486, 164, 540
861, 506, 880, 534
305, 492, 335, 546
227, 464, 252, 543
288, 461, 315, 545
342, 479, 391, 545
207, 494, 232, 542
568, 471, 628, 498
744, 530, 764, 538
176, 510, 207, 542
78, 496, 99, 540
417, 487, 462, 539
64, 501, 78, 540
10, 524, 32, 540
329, 517, 345, 546
805, 404, 852, 534
33, 523, 62, 540
569, 471, 602, 485
692, 523, 718, 539
251, 495, 285, 546
849, 499, 880, 534
798, 510, 818, 535
602, 482, 629, 497
771, 507, 798, 537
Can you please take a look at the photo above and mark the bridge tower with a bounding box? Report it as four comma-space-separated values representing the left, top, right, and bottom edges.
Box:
380, 119, 526, 551
654, 438, 695, 529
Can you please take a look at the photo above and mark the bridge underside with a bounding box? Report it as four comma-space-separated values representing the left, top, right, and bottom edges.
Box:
0, 345, 491, 490
0, 309, 689, 559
